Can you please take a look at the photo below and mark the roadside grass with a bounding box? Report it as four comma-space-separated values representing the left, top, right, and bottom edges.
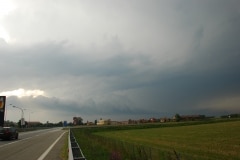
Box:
72, 119, 240, 160
60, 131, 69, 160
72, 128, 110, 159
96, 121, 240, 159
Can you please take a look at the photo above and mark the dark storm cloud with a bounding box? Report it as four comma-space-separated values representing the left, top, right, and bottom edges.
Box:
1, 0, 240, 122
0, 40, 151, 81
2, 26, 240, 119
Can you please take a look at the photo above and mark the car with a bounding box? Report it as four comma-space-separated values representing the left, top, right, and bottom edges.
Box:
0, 127, 19, 140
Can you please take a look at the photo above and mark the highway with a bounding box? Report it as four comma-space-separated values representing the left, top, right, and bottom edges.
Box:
0, 128, 67, 160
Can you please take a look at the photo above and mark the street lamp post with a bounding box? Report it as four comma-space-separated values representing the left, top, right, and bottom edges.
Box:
28, 111, 34, 128
12, 106, 25, 128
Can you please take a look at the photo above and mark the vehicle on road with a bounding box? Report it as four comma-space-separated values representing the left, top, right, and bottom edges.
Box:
0, 127, 19, 140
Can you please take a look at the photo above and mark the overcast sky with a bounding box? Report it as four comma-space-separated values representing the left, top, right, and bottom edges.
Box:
0, 0, 240, 123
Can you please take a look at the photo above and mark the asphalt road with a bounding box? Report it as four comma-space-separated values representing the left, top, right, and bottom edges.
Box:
0, 128, 67, 160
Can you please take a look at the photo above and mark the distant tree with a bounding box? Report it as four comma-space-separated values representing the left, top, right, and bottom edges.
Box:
128, 119, 133, 124
17, 120, 21, 128
25, 121, 28, 127
4, 120, 16, 127
57, 121, 63, 127
73, 117, 83, 125
175, 114, 181, 122
68, 122, 73, 126
18, 120, 28, 128
107, 119, 111, 125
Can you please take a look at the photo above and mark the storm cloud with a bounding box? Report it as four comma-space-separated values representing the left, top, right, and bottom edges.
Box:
0, 0, 240, 123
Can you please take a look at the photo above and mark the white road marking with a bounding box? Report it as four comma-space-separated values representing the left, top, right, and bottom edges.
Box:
37, 131, 67, 160
0, 128, 63, 148
0, 136, 36, 148
0, 140, 19, 147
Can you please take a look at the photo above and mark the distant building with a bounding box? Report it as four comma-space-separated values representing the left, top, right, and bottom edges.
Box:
110, 121, 118, 125
149, 117, 157, 123
97, 119, 111, 125
160, 117, 170, 123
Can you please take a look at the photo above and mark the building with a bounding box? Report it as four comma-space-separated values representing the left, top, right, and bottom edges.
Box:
97, 119, 111, 125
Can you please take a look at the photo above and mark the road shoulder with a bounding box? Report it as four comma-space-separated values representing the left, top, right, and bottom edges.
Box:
43, 130, 68, 160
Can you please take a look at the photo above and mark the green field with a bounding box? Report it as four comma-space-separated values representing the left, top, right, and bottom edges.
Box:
72, 120, 240, 160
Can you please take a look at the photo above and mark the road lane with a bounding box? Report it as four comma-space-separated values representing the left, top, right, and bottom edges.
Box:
0, 128, 67, 160
43, 131, 68, 160
0, 128, 62, 146
37, 131, 66, 160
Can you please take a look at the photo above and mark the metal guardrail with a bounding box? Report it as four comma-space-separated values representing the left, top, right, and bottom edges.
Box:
68, 129, 86, 160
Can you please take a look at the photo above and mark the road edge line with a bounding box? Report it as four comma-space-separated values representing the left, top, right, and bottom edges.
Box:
37, 131, 67, 160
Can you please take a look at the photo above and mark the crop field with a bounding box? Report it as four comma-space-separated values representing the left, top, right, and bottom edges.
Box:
72, 120, 240, 160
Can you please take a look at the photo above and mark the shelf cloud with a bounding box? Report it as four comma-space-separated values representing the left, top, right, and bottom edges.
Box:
1, 0, 240, 123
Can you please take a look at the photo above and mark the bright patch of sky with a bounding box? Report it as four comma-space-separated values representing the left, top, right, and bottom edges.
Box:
0, 88, 44, 98
0, 0, 16, 43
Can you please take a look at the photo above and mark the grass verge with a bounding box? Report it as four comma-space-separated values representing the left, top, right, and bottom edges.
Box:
72, 119, 240, 160
60, 131, 69, 160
